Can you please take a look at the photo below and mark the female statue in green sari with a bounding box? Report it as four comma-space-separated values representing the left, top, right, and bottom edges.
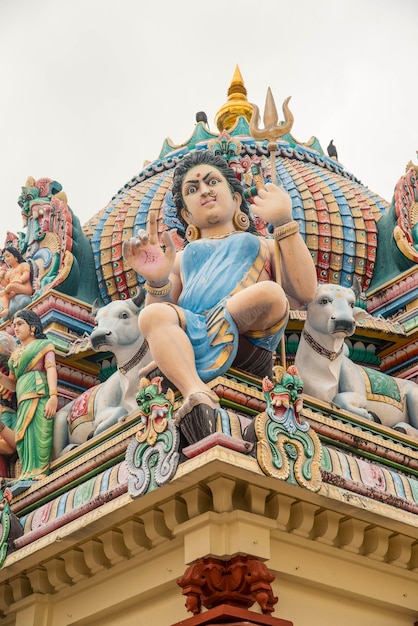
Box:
0, 310, 58, 480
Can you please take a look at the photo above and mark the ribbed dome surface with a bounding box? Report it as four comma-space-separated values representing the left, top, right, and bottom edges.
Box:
83, 123, 388, 304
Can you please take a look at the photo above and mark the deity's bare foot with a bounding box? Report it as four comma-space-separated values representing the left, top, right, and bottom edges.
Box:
175, 390, 220, 445
32, 473, 48, 481
175, 390, 219, 421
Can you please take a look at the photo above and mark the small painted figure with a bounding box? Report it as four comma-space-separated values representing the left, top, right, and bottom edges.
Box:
0, 482, 24, 566
0, 247, 34, 320
0, 333, 18, 477
123, 150, 317, 444
0, 310, 58, 480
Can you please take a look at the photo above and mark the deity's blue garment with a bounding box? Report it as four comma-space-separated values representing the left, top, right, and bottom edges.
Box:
169, 232, 288, 382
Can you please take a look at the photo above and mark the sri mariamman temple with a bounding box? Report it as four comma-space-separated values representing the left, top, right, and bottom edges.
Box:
0, 67, 417, 626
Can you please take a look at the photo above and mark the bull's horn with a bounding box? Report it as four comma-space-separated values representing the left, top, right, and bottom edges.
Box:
91, 299, 100, 317
352, 276, 362, 301
132, 287, 146, 310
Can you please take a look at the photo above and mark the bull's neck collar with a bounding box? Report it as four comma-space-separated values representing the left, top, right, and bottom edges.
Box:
119, 340, 148, 375
302, 328, 343, 362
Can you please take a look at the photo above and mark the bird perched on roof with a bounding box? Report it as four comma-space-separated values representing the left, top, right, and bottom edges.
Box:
195, 111, 208, 125
327, 140, 338, 161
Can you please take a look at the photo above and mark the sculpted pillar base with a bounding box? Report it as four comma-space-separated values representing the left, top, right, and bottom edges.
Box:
175, 555, 293, 626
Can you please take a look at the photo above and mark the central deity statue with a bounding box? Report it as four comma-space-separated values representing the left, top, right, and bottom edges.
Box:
123, 150, 317, 445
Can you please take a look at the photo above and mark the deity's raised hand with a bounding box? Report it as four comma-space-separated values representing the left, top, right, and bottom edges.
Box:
122, 212, 176, 285
252, 183, 293, 227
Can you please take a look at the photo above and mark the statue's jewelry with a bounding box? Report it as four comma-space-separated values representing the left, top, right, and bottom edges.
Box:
119, 340, 149, 375
302, 329, 343, 361
185, 224, 200, 242
233, 210, 250, 232
11, 345, 26, 368
207, 231, 241, 240
144, 280, 172, 297
274, 220, 299, 241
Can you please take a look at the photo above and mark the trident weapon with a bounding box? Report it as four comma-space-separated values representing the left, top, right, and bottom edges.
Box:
249, 89, 294, 185
249, 89, 294, 368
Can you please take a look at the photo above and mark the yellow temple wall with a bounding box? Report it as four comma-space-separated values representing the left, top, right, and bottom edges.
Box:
3, 530, 416, 626
0, 449, 417, 626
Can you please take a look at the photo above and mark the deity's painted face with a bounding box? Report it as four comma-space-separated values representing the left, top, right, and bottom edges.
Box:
13, 317, 33, 343
180, 164, 241, 236
2, 250, 18, 267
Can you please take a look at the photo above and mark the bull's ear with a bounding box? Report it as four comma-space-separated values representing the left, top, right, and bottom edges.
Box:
353, 306, 369, 321
131, 287, 146, 310
352, 276, 361, 301
91, 299, 100, 317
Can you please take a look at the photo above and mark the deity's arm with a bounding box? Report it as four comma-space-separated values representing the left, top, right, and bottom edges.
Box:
45, 353, 58, 393
0, 269, 8, 288
44, 351, 58, 418
144, 251, 183, 305
0, 422, 16, 454
123, 220, 178, 300
0, 371, 16, 393
267, 235, 317, 307
18, 263, 31, 285
252, 183, 316, 306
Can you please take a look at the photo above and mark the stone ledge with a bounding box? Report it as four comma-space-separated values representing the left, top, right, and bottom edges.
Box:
0, 452, 417, 618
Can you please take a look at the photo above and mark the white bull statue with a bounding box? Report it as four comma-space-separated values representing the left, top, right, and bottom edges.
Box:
53, 290, 152, 457
295, 281, 418, 439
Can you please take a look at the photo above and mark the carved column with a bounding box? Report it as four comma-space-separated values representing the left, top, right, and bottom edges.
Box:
173, 554, 293, 626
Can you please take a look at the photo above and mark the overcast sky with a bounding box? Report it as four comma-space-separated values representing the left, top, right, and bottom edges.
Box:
1, 0, 417, 245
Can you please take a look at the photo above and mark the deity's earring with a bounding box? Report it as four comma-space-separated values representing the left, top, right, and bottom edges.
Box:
185, 224, 200, 242
233, 210, 250, 232
30, 328, 35, 336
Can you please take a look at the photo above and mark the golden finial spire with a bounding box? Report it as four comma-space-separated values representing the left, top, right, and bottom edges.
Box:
214, 65, 254, 132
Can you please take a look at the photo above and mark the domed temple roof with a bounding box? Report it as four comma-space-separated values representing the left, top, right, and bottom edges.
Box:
83, 68, 389, 305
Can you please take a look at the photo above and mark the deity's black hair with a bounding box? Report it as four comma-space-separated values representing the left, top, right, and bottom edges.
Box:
172, 150, 256, 235
13, 310, 47, 340
2, 247, 25, 264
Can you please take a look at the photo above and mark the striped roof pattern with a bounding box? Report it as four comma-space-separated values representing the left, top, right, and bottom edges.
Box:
83, 124, 389, 304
